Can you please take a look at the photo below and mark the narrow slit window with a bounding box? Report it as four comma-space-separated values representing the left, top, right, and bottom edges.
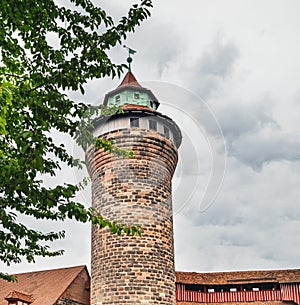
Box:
149, 120, 157, 131
130, 118, 139, 128
164, 126, 170, 139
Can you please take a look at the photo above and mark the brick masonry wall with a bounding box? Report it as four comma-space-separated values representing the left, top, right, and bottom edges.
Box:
86, 127, 179, 305
55, 297, 87, 305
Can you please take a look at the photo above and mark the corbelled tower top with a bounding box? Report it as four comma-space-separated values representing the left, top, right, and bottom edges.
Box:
93, 70, 182, 148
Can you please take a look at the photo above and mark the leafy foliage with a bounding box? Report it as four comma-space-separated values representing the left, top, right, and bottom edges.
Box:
0, 0, 152, 281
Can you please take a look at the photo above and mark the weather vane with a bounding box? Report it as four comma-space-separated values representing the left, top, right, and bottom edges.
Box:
123, 45, 136, 72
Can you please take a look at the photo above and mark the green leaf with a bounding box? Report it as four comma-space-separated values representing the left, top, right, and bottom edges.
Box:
0, 0, 152, 280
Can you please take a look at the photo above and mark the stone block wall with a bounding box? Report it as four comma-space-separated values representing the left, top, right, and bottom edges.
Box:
86, 128, 179, 305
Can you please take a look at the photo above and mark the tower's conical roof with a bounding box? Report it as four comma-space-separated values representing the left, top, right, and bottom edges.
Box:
118, 71, 142, 88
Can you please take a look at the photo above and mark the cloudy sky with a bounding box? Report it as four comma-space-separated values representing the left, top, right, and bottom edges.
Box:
2, 0, 300, 275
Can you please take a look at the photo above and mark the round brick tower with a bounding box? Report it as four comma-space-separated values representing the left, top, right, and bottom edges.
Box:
86, 71, 182, 305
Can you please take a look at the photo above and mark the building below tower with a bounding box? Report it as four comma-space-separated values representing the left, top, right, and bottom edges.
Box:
176, 269, 300, 305
1, 266, 300, 305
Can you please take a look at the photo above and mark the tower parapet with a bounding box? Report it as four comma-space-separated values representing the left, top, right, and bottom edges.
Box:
86, 71, 182, 305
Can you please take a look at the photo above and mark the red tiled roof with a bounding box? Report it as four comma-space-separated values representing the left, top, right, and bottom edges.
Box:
0, 265, 88, 305
5, 291, 34, 303
118, 71, 142, 88
176, 269, 300, 285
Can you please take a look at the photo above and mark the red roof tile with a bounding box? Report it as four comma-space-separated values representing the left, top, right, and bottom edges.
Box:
118, 71, 141, 88
176, 269, 300, 285
0, 265, 88, 305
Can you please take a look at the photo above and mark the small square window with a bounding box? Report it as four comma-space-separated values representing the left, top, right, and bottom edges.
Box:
149, 120, 157, 131
130, 118, 139, 128
164, 126, 170, 139
134, 93, 139, 99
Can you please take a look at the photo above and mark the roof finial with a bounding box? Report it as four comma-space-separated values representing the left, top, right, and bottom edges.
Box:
123, 45, 136, 72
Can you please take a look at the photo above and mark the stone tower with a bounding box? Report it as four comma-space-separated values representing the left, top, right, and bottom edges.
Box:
86, 71, 182, 305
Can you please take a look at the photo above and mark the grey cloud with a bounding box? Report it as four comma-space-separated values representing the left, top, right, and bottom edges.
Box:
174, 157, 300, 271
217, 102, 279, 143
211, 98, 300, 171
230, 132, 300, 171
199, 40, 240, 78
131, 22, 180, 77
190, 38, 240, 98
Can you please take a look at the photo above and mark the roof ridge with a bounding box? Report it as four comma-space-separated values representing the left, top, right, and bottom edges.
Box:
11, 265, 86, 276
176, 268, 300, 275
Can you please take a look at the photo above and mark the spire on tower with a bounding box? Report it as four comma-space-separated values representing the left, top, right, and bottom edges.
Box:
123, 45, 136, 72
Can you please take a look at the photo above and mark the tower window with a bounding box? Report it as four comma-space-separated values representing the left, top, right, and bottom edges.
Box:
149, 120, 157, 131
134, 93, 139, 99
164, 126, 170, 139
130, 118, 139, 128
